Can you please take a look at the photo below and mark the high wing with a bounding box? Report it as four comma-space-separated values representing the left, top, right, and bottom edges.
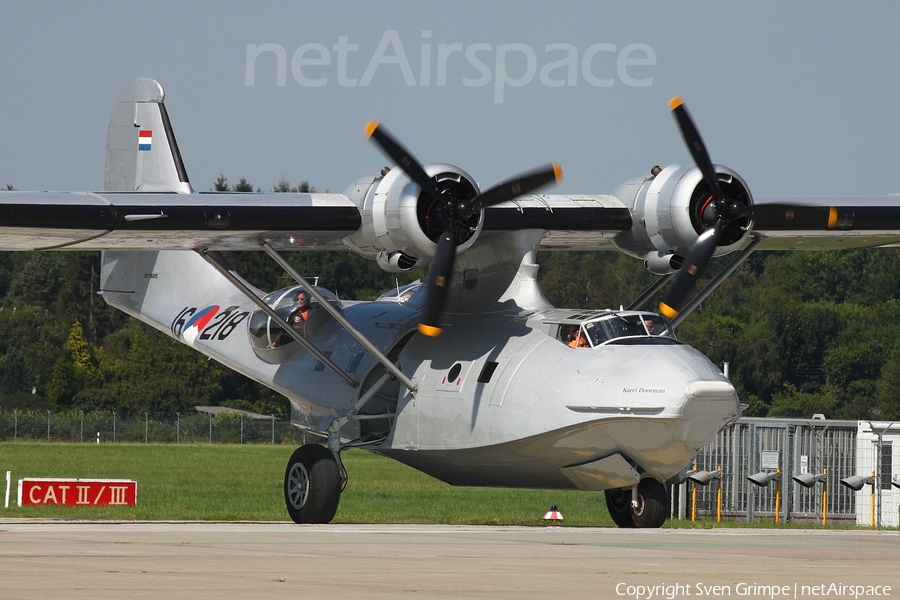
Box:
0, 78, 361, 251
483, 194, 632, 250
4, 78, 899, 261
4, 191, 898, 252
0, 190, 360, 251
0, 77, 629, 255
748, 196, 900, 249
3, 79, 900, 333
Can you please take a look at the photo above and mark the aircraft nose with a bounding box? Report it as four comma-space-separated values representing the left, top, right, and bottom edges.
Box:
678, 374, 740, 448
591, 343, 738, 418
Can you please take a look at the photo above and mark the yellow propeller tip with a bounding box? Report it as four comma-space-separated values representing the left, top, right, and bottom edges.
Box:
418, 323, 443, 337
669, 97, 684, 111
827, 206, 838, 230
658, 302, 679, 319
364, 120, 379, 138
552, 163, 563, 183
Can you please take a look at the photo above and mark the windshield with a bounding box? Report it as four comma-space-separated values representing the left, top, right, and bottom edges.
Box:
560, 312, 674, 348
247, 284, 342, 363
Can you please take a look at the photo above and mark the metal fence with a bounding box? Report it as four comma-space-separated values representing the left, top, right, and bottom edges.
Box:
0, 409, 310, 445
672, 418, 861, 524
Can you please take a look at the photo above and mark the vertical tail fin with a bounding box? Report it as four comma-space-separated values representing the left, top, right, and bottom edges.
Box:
104, 78, 193, 193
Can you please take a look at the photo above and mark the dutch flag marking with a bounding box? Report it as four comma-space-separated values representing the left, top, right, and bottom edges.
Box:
138, 130, 152, 151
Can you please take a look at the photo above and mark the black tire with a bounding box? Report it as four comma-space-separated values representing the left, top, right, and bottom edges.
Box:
604, 488, 637, 528
284, 444, 342, 524
631, 478, 669, 528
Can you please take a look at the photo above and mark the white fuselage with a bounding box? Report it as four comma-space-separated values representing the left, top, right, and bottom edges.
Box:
381, 312, 739, 489
100, 247, 738, 492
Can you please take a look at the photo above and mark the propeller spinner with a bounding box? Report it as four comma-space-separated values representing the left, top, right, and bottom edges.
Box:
365, 121, 562, 336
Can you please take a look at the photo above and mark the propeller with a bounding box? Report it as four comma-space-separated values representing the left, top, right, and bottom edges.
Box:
365, 120, 562, 336
659, 98, 850, 319
658, 98, 749, 319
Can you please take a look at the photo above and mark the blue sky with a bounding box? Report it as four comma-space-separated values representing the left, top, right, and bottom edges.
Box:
2, 1, 897, 198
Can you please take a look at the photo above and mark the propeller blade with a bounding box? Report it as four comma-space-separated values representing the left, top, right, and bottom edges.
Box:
474, 163, 563, 210
418, 228, 458, 337
669, 97, 725, 206
658, 220, 723, 319
365, 121, 443, 200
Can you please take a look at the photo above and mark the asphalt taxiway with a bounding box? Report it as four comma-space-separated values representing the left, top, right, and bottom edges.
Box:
0, 522, 897, 599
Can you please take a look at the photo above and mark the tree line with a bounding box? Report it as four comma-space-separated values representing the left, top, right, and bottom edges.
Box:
0, 177, 898, 420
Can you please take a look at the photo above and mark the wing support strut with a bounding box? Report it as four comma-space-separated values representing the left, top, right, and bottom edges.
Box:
626, 273, 674, 311
196, 249, 358, 389
670, 237, 762, 329
259, 241, 418, 394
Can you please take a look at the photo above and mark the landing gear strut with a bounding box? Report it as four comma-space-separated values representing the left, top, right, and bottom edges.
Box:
283, 367, 401, 524
604, 478, 670, 528
284, 444, 342, 523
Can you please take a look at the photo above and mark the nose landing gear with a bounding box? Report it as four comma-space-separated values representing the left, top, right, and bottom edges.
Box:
604, 478, 670, 528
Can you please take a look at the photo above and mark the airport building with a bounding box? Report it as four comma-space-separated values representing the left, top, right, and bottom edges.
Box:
678, 417, 900, 527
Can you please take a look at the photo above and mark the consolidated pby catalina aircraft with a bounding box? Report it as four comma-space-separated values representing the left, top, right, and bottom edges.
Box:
4, 79, 900, 527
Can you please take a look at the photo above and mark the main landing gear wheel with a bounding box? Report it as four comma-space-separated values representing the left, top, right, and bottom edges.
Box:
605, 479, 669, 528
284, 444, 342, 524
630, 478, 669, 528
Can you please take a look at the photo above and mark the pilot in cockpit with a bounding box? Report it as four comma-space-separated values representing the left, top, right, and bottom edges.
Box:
644, 319, 656, 335
568, 326, 588, 348
287, 290, 314, 336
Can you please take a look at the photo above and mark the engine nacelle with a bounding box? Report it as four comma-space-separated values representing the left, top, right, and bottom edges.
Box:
343, 164, 483, 271
612, 164, 753, 267
376, 250, 418, 273
644, 251, 684, 275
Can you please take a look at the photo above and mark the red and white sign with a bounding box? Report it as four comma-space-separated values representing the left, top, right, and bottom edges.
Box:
18, 478, 137, 507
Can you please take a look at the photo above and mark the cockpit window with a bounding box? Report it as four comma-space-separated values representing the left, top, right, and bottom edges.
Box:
248, 284, 342, 364
641, 315, 670, 337
564, 324, 590, 348
554, 311, 674, 348
261, 285, 342, 313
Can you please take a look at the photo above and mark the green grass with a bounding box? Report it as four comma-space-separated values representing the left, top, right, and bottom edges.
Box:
1, 443, 287, 521
0, 443, 873, 529
0, 442, 616, 525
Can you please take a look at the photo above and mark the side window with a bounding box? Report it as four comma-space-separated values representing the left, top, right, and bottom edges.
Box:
642, 315, 671, 337
567, 325, 589, 348
477, 361, 499, 383
551, 325, 565, 343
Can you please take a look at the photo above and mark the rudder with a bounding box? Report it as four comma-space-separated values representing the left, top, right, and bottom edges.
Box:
104, 78, 193, 193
